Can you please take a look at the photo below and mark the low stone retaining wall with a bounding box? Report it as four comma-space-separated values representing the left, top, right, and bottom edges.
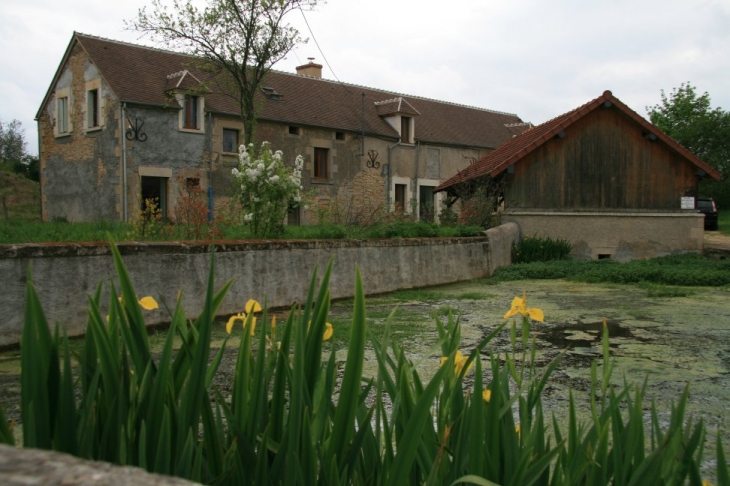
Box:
502, 210, 704, 262
0, 223, 519, 347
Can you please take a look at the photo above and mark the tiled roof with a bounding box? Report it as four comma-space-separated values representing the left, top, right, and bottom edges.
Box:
436, 90, 722, 192
39, 32, 525, 149
374, 97, 421, 116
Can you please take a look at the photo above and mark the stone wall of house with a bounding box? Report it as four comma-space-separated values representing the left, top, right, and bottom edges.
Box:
39, 44, 121, 222
502, 210, 704, 261
0, 225, 520, 347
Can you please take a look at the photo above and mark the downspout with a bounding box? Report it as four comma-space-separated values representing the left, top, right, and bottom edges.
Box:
387, 139, 401, 209
121, 103, 128, 222
207, 112, 213, 221
413, 141, 420, 218
37, 119, 43, 221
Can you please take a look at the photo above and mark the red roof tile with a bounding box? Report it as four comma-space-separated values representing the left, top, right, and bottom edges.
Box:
435, 90, 721, 192
38, 32, 525, 149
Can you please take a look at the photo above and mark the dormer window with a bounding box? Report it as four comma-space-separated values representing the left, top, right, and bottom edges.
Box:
167, 70, 207, 133
374, 97, 419, 143
401, 116, 412, 143
176, 92, 205, 133
261, 86, 283, 101
184, 95, 199, 129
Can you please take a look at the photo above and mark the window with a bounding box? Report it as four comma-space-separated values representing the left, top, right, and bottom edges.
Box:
141, 176, 168, 218
419, 185, 434, 222
335, 131, 345, 141
184, 95, 199, 129
87, 89, 99, 128
222, 128, 239, 153
288, 206, 300, 226
185, 177, 200, 191
57, 96, 69, 134
314, 148, 329, 179
289, 126, 300, 135
395, 184, 407, 211
401, 116, 411, 143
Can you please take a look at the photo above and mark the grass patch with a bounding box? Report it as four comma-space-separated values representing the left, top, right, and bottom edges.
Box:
489, 253, 730, 288
452, 292, 490, 300
0, 172, 40, 222
0, 219, 483, 244
635, 282, 695, 298
719, 210, 730, 236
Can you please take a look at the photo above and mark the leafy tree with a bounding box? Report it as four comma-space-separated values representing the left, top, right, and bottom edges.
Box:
0, 118, 27, 168
129, 0, 318, 145
14, 155, 40, 182
647, 82, 730, 206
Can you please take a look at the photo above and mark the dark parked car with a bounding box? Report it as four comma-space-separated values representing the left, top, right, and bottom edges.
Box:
697, 197, 719, 230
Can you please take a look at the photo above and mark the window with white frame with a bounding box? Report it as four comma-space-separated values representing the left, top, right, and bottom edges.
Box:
87, 89, 99, 129
184, 95, 199, 129
54, 87, 72, 137
58, 97, 69, 133
178, 93, 205, 132
391, 176, 412, 213
84, 80, 104, 131
400, 116, 412, 143
417, 179, 442, 223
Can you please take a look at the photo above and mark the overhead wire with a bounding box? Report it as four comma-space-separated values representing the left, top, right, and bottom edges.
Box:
298, 6, 354, 95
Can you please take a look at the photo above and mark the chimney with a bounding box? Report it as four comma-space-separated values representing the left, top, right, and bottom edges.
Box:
296, 57, 323, 79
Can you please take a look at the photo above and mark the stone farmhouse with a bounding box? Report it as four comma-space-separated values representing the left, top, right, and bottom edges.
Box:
37, 32, 529, 224
436, 90, 721, 261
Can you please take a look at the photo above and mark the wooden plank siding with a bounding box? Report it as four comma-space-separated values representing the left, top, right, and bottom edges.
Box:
505, 106, 698, 210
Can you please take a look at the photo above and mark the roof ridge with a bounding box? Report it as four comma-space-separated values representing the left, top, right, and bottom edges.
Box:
266, 69, 518, 117
75, 32, 519, 118
75, 32, 196, 59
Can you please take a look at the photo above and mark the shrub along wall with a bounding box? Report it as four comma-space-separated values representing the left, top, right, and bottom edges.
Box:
0, 223, 519, 347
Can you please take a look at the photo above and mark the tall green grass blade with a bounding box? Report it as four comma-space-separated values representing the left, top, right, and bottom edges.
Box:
0, 404, 15, 446
450, 474, 501, 486
717, 434, 730, 486
21, 264, 53, 449
328, 266, 367, 463
55, 329, 78, 454
386, 361, 449, 486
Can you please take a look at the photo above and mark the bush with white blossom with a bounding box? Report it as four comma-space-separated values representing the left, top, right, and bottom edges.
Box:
232, 141, 304, 237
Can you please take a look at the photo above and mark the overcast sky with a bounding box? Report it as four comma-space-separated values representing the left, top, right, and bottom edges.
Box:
2, 0, 729, 155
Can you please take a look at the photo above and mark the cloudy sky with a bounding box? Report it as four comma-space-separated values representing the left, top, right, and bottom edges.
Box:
2, 0, 729, 155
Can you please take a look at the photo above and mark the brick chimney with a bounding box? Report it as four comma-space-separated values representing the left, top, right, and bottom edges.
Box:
296, 58, 322, 78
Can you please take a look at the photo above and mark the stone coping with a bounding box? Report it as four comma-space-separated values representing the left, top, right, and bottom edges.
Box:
0, 236, 489, 259
504, 210, 702, 217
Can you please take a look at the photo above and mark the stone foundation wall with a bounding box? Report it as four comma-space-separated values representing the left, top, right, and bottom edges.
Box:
502, 210, 704, 261
0, 224, 518, 347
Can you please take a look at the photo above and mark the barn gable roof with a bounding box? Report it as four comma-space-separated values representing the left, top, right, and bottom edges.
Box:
435, 90, 721, 193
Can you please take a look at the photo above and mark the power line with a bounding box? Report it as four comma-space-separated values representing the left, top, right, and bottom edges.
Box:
298, 7, 353, 94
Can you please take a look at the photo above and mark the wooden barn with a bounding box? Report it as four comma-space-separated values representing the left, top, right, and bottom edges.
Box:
436, 90, 721, 261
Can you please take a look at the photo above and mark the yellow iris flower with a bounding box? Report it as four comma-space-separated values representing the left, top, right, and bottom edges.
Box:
323, 322, 333, 341
117, 295, 159, 310
482, 389, 492, 403
226, 300, 263, 335
503, 291, 544, 322
306, 320, 335, 341
440, 350, 473, 375
245, 299, 262, 314
138, 296, 159, 310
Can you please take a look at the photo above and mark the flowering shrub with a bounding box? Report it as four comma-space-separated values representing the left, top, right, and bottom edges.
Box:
232, 142, 303, 237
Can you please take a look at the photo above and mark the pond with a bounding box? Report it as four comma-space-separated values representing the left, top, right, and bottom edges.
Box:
1, 277, 729, 475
